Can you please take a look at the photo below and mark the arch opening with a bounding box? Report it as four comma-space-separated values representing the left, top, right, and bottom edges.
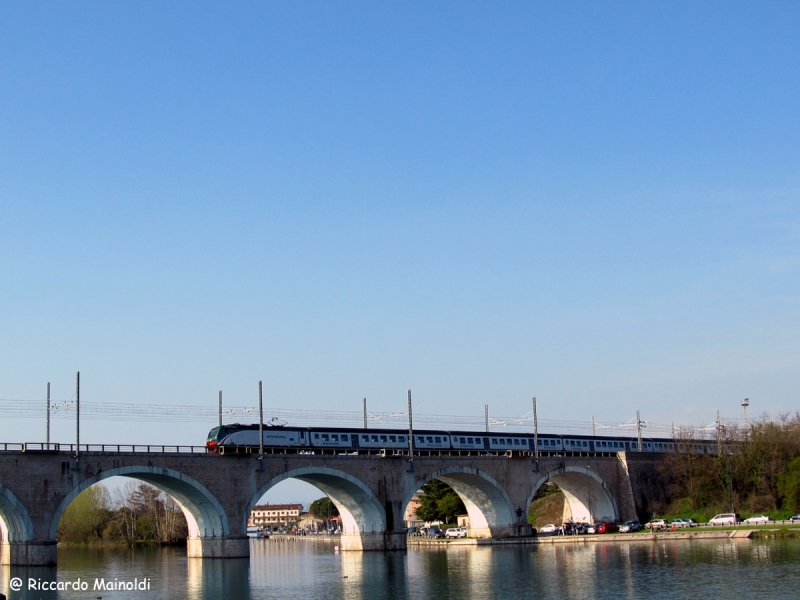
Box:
404, 468, 515, 539
246, 468, 387, 550
529, 467, 618, 526
49, 466, 229, 541
0, 483, 34, 543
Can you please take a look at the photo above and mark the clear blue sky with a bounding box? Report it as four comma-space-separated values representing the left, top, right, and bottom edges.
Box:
2, 1, 799, 451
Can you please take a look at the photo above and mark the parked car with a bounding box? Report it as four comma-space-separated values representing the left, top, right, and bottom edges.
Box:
645, 519, 667, 531
790, 514, 800, 523
539, 524, 558, 534
596, 522, 619, 534
426, 527, 445, 539
670, 518, 697, 529
619, 520, 641, 533
742, 515, 772, 524
445, 527, 467, 538
587, 523, 602, 534
709, 514, 740, 526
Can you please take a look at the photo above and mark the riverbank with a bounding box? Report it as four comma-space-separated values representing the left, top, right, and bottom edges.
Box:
408, 529, 755, 547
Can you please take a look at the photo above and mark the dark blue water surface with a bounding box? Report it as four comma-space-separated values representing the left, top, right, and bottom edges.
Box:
2, 538, 798, 599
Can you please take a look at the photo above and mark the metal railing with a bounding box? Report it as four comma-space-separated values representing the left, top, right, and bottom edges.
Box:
0, 442, 210, 454
0, 442, 625, 458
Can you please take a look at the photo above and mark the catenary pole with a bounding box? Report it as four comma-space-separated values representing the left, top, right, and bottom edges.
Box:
485, 404, 489, 432
407, 390, 414, 471
364, 398, 367, 429
75, 372, 80, 463
636, 410, 642, 453
533, 397, 539, 463
258, 381, 264, 466
46, 382, 51, 447
219, 390, 222, 427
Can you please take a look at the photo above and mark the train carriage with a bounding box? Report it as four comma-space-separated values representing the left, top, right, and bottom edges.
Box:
357, 430, 410, 450
412, 432, 451, 450
206, 423, 718, 457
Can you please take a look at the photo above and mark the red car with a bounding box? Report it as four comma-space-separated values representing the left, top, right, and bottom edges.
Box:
596, 522, 619, 534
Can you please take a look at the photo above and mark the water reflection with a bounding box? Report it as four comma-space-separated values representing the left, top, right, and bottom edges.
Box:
0, 539, 797, 599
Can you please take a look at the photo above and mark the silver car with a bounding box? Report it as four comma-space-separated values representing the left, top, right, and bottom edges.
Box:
619, 520, 641, 532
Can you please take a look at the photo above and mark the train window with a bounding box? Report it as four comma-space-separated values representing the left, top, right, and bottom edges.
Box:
389, 436, 396, 442
332, 435, 338, 441
459, 438, 466, 443
314, 434, 319, 439
583, 441, 588, 447
435, 437, 441, 443
341, 435, 348, 441
467, 438, 473, 444
380, 436, 387, 442
601, 441, 607, 447
300, 431, 305, 438
362, 436, 368, 441
426, 437, 433, 443
322, 434, 329, 441
371, 435, 378, 443
491, 438, 498, 444
399, 436, 406, 442
417, 437, 424, 443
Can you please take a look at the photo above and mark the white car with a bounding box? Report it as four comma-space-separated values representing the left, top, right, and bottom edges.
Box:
645, 519, 667, 531
709, 514, 739, 526
445, 527, 467, 538
539, 524, 557, 534
742, 515, 772, 524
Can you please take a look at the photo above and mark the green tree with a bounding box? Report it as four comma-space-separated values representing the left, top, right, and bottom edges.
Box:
57, 484, 113, 544
778, 456, 800, 513
414, 480, 466, 524
309, 497, 339, 524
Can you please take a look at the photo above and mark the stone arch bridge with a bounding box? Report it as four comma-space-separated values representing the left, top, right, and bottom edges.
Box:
0, 447, 663, 565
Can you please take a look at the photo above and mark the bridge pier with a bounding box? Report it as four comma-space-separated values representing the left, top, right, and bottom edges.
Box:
339, 531, 407, 551
1, 539, 57, 566
186, 535, 250, 559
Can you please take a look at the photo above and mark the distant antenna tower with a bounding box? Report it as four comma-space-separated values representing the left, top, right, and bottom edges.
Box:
742, 398, 749, 425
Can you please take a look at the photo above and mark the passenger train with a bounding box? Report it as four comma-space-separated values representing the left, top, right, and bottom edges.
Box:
206, 424, 717, 454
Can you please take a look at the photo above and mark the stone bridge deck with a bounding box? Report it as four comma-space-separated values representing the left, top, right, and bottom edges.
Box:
0, 448, 663, 565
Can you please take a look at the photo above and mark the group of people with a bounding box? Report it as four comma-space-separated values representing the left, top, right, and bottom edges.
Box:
556, 521, 582, 536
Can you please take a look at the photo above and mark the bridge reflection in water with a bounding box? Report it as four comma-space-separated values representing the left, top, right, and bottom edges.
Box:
1, 448, 661, 565
0, 540, 794, 599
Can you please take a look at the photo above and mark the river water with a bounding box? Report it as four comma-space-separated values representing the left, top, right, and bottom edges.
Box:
2, 538, 798, 599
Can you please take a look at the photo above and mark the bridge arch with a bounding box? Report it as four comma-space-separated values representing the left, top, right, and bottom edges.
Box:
404, 467, 516, 538
0, 483, 34, 542
48, 466, 229, 540
529, 466, 619, 524
247, 467, 386, 546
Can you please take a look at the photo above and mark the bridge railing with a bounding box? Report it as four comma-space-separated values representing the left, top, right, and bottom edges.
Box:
0, 443, 210, 454
0, 442, 629, 458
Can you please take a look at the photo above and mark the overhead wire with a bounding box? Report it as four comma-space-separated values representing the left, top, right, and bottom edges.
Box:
0, 397, 761, 437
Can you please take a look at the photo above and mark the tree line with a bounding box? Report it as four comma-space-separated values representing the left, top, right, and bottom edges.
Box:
57, 481, 188, 546
659, 413, 800, 519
